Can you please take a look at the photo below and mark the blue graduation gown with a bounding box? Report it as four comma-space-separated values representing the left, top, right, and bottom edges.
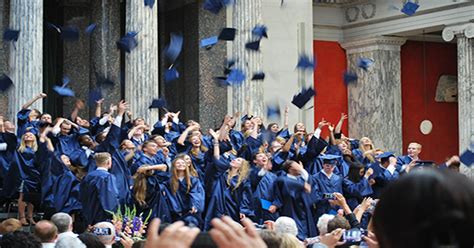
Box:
369, 163, 399, 198
272, 175, 317, 240
352, 149, 373, 167
133, 175, 172, 223
51, 128, 84, 157
312, 171, 373, 218
3, 148, 41, 198
300, 137, 329, 175
80, 169, 120, 225
16, 109, 39, 137
251, 168, 279, 224
165, 176, 205, 226
131, 152, 166, 176
203, 158, 254, 230
0, 133, 17, 181
50, 157, 82, 213
395, 155, 412, 172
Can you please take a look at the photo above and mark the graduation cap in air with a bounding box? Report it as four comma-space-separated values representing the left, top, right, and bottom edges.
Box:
343, 71, 358, 85
415, 160, 436, 167
296, 54, 316, 71
144, 0, 155, 8
320, 154, 341, 165
88, 88, 103, 106
401, 1, 419, 16
203, 0, 232, 14
460, 149, 474, 167
61, 26, 80, 41
46, 22, 61, 33
357, 58, 375, 71
0, 74, 13, 92
218, 28, 236, 41
164, 32, 183, 64
251, 72, 265, 81
245, 40, 261, 51
200, 36, 218, 49
252, 25, 268, 40
149, 97, 167, 109
226, 68, 246, 85
117, 31, 138, 53
53, 76, 75, 97
85, 24, 97, 34
165, 66, 180, 83
3, 28, 20, 42
224, 59, 236, 75
291, 87, 315, 109
96, 74, 115, 88
266, 103, 280, 119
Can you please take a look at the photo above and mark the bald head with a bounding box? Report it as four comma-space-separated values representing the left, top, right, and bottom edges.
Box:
34, 220, 58, 243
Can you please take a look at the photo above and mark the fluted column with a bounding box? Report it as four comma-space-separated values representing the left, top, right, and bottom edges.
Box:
8, 0, 43, 120
125, 1, 158, 124
232, 0, 264, 118
90, 0, 121, 117
443, 23, 474, 179
341, 36, 406, 154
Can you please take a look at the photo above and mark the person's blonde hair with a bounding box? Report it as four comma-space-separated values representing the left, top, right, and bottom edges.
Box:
227, 159, 250, 191
189, 134, 208, 156
133, 165, 154, 206
0, 218, 22, 234
94, 152, 111, 166
280, 233, 303, 248
359, 137, 375, 163
18, 132, 38, 153
170, 158, 193, 194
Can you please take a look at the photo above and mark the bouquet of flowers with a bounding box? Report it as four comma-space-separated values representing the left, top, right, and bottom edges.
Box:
108, 206, 152, 242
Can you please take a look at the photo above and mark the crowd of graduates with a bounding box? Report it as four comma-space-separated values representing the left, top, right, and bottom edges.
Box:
0, 93, 471, 247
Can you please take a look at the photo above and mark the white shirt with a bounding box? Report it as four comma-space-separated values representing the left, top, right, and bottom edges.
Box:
97, 167, 108, 172
321, 170, 333, 180
41, 243, 56, 248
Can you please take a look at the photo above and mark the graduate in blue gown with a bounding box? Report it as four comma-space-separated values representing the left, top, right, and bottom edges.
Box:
15, 93, 50, 137
132, 165, 172, 223
369, 152, 400, 198
49, 118, 86, 157
165, 157, 205, 227
79, 152, 120, 225
395, 142, 422, 172
312, 154, 373, 219
50, 155, 82, 214
0, 127, 17, 186
203, 129, 254, 230
131, 141, 168, 176
351, 137, 376, 167
249, 152, 279, 224
270, 160, 318, 240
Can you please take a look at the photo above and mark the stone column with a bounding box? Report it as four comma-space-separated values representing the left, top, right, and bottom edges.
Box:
125, 1, 158, 124
90, 0, 121, 116
232, 0, 264, 118
341, 36, 406, 154
8, 0, 43, 120
442, 23, 474, 179
0, 0, 9, 117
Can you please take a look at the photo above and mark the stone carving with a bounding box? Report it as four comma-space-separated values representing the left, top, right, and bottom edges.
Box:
435, 75, 457, 102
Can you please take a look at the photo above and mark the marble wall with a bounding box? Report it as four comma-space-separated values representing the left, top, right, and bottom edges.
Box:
0, 0, 9, 117
342, 37, 406, 154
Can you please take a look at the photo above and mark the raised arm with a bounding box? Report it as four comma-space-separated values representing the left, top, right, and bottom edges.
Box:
95, 98, 104, 118
128, 124, 147, 139
335, 113, 348, 135
177, 124, 197, 146
70, 99, 85, 121
39, 126, 54, 152
21, 93, 46, 110
218, 115, 231, 141
283, 106, 289, 129
209, 129, 220, 160
328, 123, 336, 145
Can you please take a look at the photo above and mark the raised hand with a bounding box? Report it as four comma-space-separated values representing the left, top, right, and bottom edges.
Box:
144, 219, 200, 248
117, 100, 129, 116
209, 217, 267, 248
364, 168, 374, 178
318, 118, 329, 129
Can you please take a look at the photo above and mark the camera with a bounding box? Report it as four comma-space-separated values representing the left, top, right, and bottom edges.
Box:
342, 228, 367, 245
323, 193, 335, 200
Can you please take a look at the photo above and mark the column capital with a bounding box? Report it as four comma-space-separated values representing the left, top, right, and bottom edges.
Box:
442, 22, 474, 42
341, 36, 406, 54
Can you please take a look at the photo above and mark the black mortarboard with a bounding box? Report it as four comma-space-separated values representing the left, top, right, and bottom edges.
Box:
0, 74, 13, 92
3, 28, 20, 42
164, 32, 183, 64
241, 114, 253, 122
252, 25, 268, 39
357, 58, 374, 71
218, 28, 236, 41
200, 36, 218, 49
266, 103, 280, 119
343, 71, 358, 85
296, 54, 316, 71
149, 98, 167, 109
415, 160, 435, 167
144, 0, 155, 8
61, 26, 80, 41
53, 82, 75, 97
291, 87, 315, 109
224, 59, 236, 75
459, 149, 474, 167
251, 72, 265, 81
320, 154, 341, 165
401, 1, 419, 16
46, 22, 61, 33
96, 74, 115, 88
117, 31, 138, 53
85, 24, 97, 34
88, 88, 103, 106
165, 66, 179, 83
226, 69, 246, 85
245, 40, 261, 51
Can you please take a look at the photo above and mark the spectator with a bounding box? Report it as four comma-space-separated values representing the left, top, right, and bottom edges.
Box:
260, 230, 283, 248
280, 233, 304, 248
93, 222, 116, 248
327, 216, 351, 233
51, 212, 75, 238
33, 220, 58, 248
54, 236, 86, 248
316, 214, 335, 236
274, 216, 298, 237
0, 218, 22, 235
0, 231, 42, 248
370, 169, 474, 248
